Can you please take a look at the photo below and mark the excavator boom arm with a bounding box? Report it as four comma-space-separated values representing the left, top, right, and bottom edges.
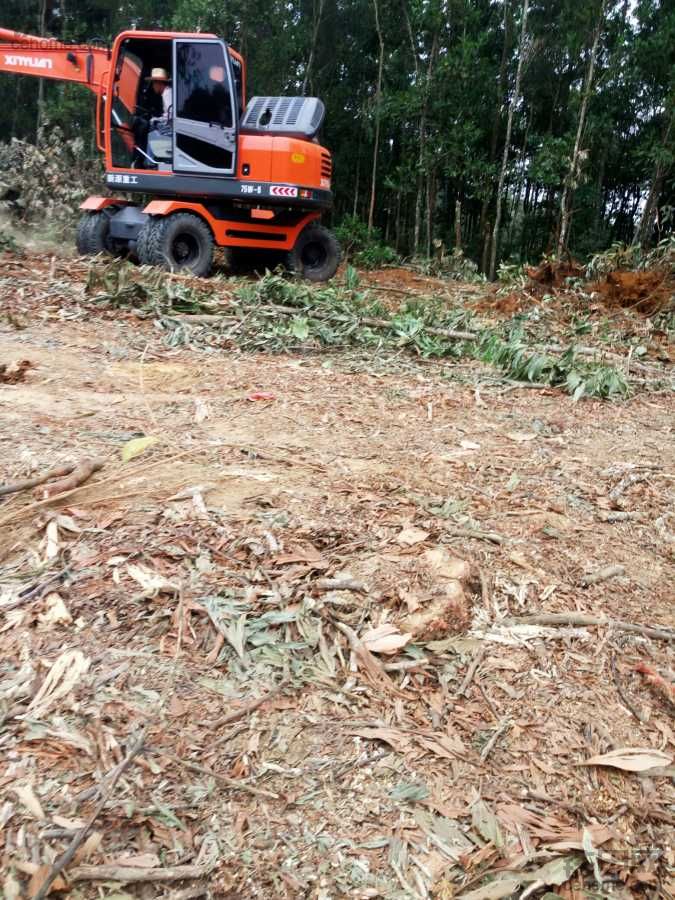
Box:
0, 28, 109, 93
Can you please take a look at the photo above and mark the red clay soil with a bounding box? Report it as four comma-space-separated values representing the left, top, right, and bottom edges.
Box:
590, 269, 674, 315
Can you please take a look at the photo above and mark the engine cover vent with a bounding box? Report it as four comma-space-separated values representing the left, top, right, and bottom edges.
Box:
240, 96, 325, 139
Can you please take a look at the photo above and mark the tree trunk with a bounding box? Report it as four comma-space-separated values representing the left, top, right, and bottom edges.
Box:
635, 110, 673, 247
480, 0, 511, 274
36, 0, 48, 142
301, 0, 325, 95
557, 0, 606, 257
488, 0, 530, 281
455, 199, 462, 251
367, 0, 385, 233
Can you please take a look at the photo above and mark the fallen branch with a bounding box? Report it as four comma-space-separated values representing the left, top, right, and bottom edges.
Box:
314, 577, 367, 594
506, 614, 675, 642
39, 458, 104, 499
0, 464, 75, 498
71, 861, 215, 884
579, 564, 625, 587
33, 726, 148, 900
446, 526, 504, 545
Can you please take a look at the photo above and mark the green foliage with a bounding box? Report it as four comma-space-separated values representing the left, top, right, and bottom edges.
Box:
0, 228, 19, 254
85, 260, 632, 401
333, 215, 399, 269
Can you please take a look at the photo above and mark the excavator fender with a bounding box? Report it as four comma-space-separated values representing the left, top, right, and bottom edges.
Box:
80, 196, 128, 212
142, 200, 189, 217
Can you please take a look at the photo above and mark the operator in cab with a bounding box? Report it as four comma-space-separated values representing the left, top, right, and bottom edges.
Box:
147, 67, 172, 126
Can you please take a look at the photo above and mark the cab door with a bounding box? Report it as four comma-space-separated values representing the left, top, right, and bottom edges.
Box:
172, 39, 237, 176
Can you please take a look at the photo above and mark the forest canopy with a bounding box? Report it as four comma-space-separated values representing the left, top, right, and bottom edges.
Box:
0, 0, 673, 273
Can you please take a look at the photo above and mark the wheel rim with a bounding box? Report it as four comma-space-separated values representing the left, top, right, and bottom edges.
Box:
300, 240, 328, 271
171, 232, 200, 267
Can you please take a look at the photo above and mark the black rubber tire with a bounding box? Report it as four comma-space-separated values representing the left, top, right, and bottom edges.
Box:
76, 211, 114, 257
135, 219, 157, 266
286, 223, 340, 282
143, 212, 214, 277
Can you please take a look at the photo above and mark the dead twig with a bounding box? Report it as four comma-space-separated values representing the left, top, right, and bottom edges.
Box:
39, 458, 104, 499
610, 653, 646, 723
33, 726, 148, 900
0, 463, 75, 498
609, 472, 647, 505
480, 717, 511, 762
457, 646, 486, 697
579, 563, 625, 587
211, 680, 289, 729
153, 749, 279, 800
506, 613, 674, 642
314, 577, 368, 594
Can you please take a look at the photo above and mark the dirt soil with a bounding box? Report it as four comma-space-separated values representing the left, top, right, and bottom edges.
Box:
1, 250, 674, 899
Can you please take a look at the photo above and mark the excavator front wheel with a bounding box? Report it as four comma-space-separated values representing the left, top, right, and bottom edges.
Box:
286, 223, 340, 282
139, 212, 214, 277
76, 210, 115, 257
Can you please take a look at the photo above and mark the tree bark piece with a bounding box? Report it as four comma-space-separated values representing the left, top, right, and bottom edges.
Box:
314, 577, 367, 594
0, 463, 75, 498
506, 613, 674, 642
39, 458, 104, 499
579, 564, 625, 587
71, 863, 213, 883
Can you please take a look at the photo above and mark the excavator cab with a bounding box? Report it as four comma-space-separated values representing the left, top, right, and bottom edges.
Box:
0, 27, 340, 280
108, 36, 239, 175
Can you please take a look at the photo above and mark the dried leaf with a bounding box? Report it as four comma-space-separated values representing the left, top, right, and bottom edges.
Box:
24, 650, 90, 719
127, 563, 178, 597
27, 865, 67, 898
74, 831, 102, 864
472, 800, 503, 848
582, 827, 603, 886
3, 870, 21, 900
38, 593, 72, 627
459, 879, 522, 900
582, 747, 673, 772
389, 782, 429, 802
396, 526, 429, 546
351, 727, 412, 753
505, 431, 538, 443
44, 519, 59, 561
361, 624, 412, 655
121, 435, 158, 462
525, 855, 583, 886
13, 784, 45, 820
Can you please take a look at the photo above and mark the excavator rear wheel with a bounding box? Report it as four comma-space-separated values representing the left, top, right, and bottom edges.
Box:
286, 223, 340, 282
76, 210, 115, 257
142, 212, 214, 277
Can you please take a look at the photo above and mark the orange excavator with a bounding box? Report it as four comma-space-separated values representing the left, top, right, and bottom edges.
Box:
0, 27, 339, 279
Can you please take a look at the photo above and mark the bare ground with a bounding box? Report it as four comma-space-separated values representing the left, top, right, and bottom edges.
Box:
1, 250, 674, 899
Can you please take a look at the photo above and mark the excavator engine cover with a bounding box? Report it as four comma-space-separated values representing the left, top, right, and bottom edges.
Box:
240, 96, 325, 139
